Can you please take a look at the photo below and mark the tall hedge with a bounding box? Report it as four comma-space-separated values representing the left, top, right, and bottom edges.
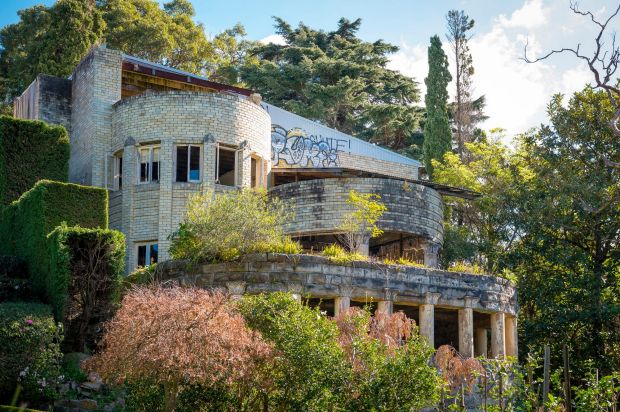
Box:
0, 180, 108, 296
47, 225, 124, 352
0, 116, 69, 205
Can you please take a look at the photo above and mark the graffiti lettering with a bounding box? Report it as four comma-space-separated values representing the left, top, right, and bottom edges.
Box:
271, 125, 347, 168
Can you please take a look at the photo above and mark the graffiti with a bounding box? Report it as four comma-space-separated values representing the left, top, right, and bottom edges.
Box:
271, 125, 347, 168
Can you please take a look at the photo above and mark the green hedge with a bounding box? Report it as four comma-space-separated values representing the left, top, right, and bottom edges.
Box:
47, 225, 124, 351
0, 180, 108, 297
0, 302, 63, 404
0, 116, 69, 205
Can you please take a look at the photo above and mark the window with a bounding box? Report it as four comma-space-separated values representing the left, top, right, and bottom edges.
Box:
138, 145, 160, 183
137, 242, 158, 267
251, 156, 263, 188
175, 145, 201, 182
105, 152, 123, 190
215, 145, 237, 186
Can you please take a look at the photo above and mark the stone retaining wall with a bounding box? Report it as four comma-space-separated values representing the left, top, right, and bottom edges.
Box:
157, 253, 518, 315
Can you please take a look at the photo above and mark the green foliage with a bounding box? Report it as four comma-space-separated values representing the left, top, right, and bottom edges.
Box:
382, 256, 425, 267
337, 190, 387, 253
238, 293, 349, 411
423, 35, 452, 177
46, 225, 124, 352
0, 116, 69, 205
447, 261, 485, 275
0, 180, 108, 298
241, 18, 422, 152
321, 243, 367, 264
170, 189, 300, 263
0, 302, 63, 404
61, 353, 87, 383
99, 0, 211, 74
207, 23, 260, 86
0, 0, 105, 98
573, 368, 620, 411
125, 381, 235, 412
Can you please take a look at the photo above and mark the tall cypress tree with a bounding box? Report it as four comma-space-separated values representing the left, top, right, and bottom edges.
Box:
423, 35, 452, 178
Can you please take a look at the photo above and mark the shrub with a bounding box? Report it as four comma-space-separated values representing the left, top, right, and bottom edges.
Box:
170, 189, 299, 262
238, 293, 350, 411
447, 261, 485, 275
382, 256, 426, 267
0, 116, 69, 205
321, 243, 367, 264
0, 180, 108, 297
0, 302, 63, 405
47, 225, 125, 352
87, 287, 272, 412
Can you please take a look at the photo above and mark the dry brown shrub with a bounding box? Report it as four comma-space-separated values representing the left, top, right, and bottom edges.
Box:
85, 286, 272, 411
369, 310, 414, 349
435, 344, 484, 392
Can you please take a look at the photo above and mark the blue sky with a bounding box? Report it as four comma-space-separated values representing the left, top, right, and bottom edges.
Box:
0, 0, 617, 138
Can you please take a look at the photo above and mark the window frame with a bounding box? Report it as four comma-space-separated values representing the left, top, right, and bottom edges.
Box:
215, 143, 240, 187
137, 145, 160, 184
174, 144, 202, 183
136, 241, 158, 268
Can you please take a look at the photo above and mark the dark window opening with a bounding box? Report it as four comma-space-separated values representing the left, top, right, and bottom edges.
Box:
176, 146, 188, 182
137, 245, 146, 267
251, 157, 258, 188
117, 156, 123, 189
216, 146, 236, 186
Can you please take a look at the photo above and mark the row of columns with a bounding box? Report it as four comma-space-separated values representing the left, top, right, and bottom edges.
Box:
227, 281, 517, 360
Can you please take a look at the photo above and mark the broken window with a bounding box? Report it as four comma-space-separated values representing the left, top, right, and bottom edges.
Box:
138, 145, 159, 184
215, 145, 237, 186
175, 145, 201, 182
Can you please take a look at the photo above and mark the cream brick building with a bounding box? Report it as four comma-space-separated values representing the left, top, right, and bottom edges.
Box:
14, 46, 518, 357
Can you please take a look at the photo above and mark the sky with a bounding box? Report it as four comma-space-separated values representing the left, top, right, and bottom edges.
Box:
0, 0, 617, 139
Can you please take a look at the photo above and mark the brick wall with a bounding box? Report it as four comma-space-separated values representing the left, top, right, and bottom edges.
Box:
269, 178, 444, 245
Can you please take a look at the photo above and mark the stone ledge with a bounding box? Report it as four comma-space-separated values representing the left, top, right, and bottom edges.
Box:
157, 253, 518, 315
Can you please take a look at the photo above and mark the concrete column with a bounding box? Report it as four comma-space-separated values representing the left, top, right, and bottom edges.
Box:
458, 296, 478, 358
423, 241, 441, 268
377, 288, 395, 315
418, 292, 441, 348
334, 286, 353, 317
226, 281, 246, 300
491, 312, 506, 359
287, 283, 303, 303
475, 328, 488, 358
505, 314, 518, 359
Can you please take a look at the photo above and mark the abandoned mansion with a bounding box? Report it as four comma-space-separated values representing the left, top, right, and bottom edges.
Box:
13, 45, 518, 359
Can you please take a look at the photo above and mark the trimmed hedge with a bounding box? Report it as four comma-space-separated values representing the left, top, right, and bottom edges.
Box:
0, 180, 108, 297
0, 116, 69, 205
0, 256, 33, 303
0, 302, 63, 404
47, 225, 124, 351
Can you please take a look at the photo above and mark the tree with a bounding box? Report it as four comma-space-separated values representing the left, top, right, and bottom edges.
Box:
169, 189, 300, 262
524, 2, 620, 169
99, 0, 212, 74
87, 286, 272, 412
337, 190, 387, 255
446, 10, 486, 161
207, 23, 260, 86
423, 35, 452, 177
0, 0, 105, 99
241, 17, 422, 152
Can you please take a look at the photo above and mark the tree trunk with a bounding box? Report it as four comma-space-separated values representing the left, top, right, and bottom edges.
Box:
163, 381, 179, 412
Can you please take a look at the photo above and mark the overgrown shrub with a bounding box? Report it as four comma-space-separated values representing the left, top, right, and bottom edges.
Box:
321, 243, 367, 264
337, 190, 386, 254
0, 116, 69, 205
0, 302, 63, 405
170, 189, 300, 262
47, 225, 125, 352
0, 180, 108, 297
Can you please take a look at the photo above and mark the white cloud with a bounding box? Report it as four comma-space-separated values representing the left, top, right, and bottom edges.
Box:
260, 34, 286, 45
498, 0, 550, 30
387, 0, 594, 141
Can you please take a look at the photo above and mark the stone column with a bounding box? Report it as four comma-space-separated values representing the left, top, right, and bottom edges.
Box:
377, 288, 395, 315
419, 292, 441, 348
505, 314, 518, 359
491, 312, 506, 359
226, 281, 246, 300
356, 236, 370, 256
458, 296, 478, 358
475, 328, 488, 358
287, 283, 303, 303
334, 286, 353, 317
422, 241, 441, 268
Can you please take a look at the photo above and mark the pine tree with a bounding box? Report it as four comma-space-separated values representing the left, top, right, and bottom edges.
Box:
423, 35, 452, 178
